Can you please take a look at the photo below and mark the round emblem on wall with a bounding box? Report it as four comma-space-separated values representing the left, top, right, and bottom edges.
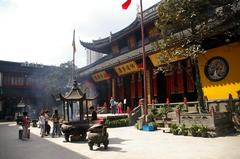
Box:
204, 56, 229, 81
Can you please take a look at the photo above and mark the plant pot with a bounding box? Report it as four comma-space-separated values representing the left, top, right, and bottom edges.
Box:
172, 129, 178, 135
183, 131, 188, 136
143, 125, 155, 131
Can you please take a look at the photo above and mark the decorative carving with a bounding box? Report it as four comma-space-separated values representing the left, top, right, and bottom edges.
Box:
204, 56, 229, 81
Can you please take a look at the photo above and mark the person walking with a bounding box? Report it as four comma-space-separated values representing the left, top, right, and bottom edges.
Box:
21, 112, 30, 140
110, 97, 116, 114
51, 110, 61, 137
117, 101, 123, 114
44, 110, 50, 135
39, 112, 45, 138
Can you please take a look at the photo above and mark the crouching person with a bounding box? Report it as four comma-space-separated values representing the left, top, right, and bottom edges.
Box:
90, 106, 97, 123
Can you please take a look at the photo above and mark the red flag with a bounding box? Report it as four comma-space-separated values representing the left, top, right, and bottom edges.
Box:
122, 0, 132, 9
72, 29, 76, 54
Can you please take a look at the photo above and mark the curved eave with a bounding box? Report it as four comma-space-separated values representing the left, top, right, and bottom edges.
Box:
79, 40, 109, 54
80, 2, 159, 53
59, 89, 86, 101
79, 17, 140, 53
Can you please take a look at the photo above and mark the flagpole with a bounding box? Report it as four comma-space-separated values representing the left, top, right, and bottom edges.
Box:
139, 0, 148, 118
72, 29, 76, 84
72, 49, 75, 83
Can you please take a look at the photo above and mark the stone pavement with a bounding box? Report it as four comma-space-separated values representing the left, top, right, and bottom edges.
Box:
29, 123, 240, 159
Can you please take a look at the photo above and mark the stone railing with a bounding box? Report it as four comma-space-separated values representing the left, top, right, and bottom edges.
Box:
148, 101, 200, 113
148, 97, 240, 114
148, 97, 240, 136
205, 98, 240, 113
175, 108, 235, 136
129, 105, 142, 125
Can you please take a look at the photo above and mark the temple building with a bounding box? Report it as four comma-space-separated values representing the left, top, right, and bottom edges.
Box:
77, 2, 240, 110
0, 60, 52, 120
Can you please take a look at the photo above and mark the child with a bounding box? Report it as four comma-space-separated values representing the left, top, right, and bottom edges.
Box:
90, 106, 97, 121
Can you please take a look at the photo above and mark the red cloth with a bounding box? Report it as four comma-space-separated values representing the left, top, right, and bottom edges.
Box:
117, 106, 123, 114
97, 117, 105, 124
126, 107, 131, 114
122, 0, 132, 9
22, 116, 30, 127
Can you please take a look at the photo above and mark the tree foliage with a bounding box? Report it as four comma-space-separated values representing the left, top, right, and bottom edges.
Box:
44, 61, 76, 98
154, 0, 239, 110
154, 0, 240, 68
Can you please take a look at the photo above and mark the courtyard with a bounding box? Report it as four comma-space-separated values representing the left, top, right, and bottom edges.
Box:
29, 124, 240, 159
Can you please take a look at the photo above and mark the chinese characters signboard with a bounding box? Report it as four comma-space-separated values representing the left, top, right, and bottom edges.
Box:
92, 71, 110, 82
114, 61, 140, 76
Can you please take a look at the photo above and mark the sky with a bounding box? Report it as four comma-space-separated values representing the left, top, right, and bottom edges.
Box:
0, 0, 160, 68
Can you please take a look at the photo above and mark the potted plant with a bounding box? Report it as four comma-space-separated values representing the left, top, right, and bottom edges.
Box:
151, 107, 162, 120
160, 105, 173, 120
178, 124, 188, 136
189, 124, 199, 137
170, 124, 179, 135
143, 122, 156, 131
176, 104, 187, 112
198, 125, 209, 137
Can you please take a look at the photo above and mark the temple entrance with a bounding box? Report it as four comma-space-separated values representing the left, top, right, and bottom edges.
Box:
156, 72, 166, 103
153, 59, 198, 103
96, 80, 110, 106
123, 75, 131, 112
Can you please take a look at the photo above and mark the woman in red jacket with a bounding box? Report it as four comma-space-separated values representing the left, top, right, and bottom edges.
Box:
22, 112, 30, 139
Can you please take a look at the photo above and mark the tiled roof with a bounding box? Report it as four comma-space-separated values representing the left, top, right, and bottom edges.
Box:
80, 2, 159, 53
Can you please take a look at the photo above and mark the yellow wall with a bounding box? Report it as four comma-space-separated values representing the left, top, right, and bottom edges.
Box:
198, 42, 240, 100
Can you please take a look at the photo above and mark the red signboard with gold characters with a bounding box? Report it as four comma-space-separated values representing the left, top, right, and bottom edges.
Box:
91, 71, 110, 82
114, 61, 141, 76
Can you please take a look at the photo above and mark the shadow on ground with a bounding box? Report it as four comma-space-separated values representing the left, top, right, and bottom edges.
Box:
93, 146, 127, 152
109, 137, 130, 144
0, 123, 90, 159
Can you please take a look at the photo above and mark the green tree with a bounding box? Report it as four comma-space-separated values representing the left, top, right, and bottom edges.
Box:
154, 0, 240, 112
43, 61, 76, 105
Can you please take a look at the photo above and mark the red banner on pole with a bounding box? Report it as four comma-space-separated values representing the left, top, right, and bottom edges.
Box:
122, 0, 132, 9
